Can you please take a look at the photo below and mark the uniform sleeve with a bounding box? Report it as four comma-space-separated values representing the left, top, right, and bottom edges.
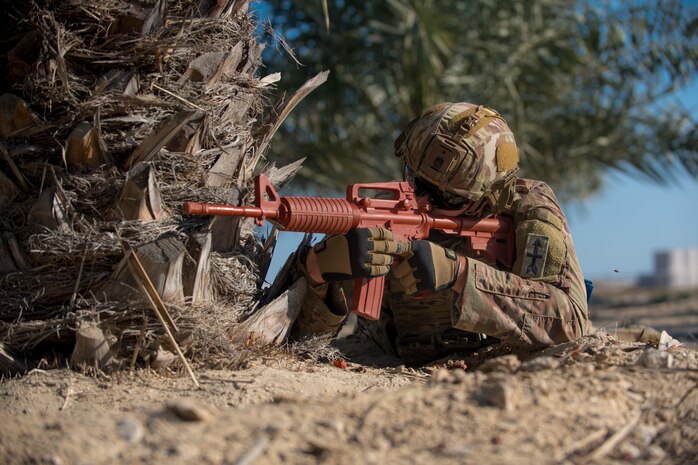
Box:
289, 249, 349, 340
452, 258, 588, 348
451, 188, 590, 348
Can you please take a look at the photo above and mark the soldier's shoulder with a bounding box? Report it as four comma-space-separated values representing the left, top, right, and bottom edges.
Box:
514, 178, 561, 209
509, 178, 569, 228
515, 178, 556, 196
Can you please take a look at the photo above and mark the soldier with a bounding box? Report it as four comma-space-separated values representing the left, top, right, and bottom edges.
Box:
289, 102, 590, 364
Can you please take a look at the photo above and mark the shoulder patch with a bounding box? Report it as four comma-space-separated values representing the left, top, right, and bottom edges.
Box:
520, 233, 549, 279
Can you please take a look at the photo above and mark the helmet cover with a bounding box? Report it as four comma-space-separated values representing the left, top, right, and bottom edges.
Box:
395, 102, 519, 203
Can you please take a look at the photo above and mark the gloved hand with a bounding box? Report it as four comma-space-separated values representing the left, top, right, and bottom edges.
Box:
305, 227, 406, 283
391, 240, 465, 295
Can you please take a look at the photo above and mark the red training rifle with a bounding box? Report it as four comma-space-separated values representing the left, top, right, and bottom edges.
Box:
183, 175, 515, 320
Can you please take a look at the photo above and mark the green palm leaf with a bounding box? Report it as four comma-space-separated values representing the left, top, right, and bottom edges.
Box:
262, 0, 698, 201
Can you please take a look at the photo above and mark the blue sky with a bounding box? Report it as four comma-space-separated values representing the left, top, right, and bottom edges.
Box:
567, 172, 698, 281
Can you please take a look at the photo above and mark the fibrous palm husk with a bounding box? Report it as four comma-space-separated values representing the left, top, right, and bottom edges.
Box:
0, 1, 270, 369
2, 0, 329, 371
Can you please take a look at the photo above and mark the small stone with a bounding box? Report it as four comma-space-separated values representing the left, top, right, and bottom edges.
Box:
686, 352, 698, 369
619, 443, 641, 461
450, 368, 468, 383
116, 416, 145, 443
645, 445, 666, 459
166, 398, 212, 422
441, 443, 475, 456
150, 348, 178, 369
537, 380, 550, 396
446, 359, 468, 371
448, 390, 468, 403
656, 409, 672, 422
478, 355, 520, 373
571, 352, 594, 362
43, 422, 62, 431
594, 347, 627, 365
637, 424, 658, 445
658, 331, 681, 351
431, 368, 452, 383
580, 363, 596, 375
476, 379, 520, 411
374, 436, 392, 451
35, 455, 62, 465
637, 349, 673, 369
318, 418, 345, 434
519, 356, 560, 372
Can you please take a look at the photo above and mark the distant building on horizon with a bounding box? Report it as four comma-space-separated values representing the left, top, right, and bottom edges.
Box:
638, 248, 698, 289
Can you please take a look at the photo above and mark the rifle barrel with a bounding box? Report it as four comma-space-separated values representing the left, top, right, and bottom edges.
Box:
182, 202, 273, 219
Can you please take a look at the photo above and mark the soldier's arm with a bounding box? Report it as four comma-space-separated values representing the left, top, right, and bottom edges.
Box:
288, 246, 349, 340
290, 227, 403, 339
451, 205, 590, 348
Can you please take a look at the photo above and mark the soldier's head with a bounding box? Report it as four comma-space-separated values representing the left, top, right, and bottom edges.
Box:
395, 102, 519, 214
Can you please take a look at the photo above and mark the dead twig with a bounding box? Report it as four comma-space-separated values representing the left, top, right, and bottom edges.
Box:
59, 376, 73, 412
232, 432, 272, 465
586, 410, 642, 462
69, 247, 88, 309
130, 317, 148, 372
151, 83, 207, 112
121, 241, 199, 389
558, 427, 608, 461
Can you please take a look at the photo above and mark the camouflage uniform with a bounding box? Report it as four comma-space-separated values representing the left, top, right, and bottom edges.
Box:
290, 102, 590, 364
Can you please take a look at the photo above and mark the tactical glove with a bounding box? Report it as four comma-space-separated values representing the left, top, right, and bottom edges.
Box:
391, 240, 463, 295
309, 227, 406, 282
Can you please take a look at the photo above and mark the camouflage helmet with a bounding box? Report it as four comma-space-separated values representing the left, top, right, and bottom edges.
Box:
394, 102, 519, 209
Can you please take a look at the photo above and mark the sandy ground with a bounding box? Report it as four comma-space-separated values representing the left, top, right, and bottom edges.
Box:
1, 333, 697, 465
2, 288, 697, 465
